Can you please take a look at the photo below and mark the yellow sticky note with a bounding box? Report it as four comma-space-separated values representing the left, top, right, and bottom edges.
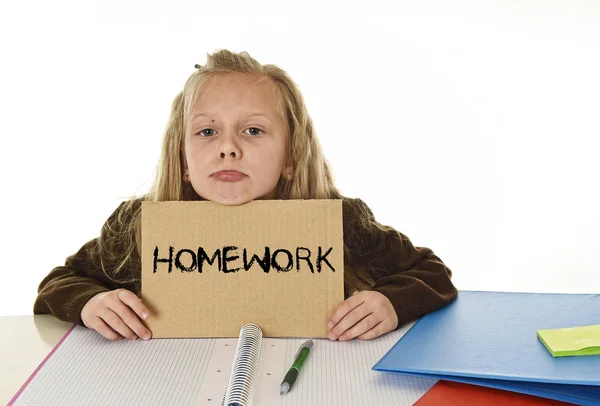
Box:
537, 324, 600, 357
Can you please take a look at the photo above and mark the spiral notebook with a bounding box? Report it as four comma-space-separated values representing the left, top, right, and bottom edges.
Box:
9, 322, 436, 406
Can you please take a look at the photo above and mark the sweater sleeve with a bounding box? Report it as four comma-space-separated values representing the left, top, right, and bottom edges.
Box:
33, 239, 112, 326
33, 201, 135, 326
345, 198, 458, 327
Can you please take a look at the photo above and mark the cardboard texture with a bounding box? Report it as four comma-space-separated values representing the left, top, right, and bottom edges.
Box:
141, 200, 344, 339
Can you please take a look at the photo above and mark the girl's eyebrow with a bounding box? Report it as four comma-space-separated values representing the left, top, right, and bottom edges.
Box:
243, 113, 273, 124
243, 112, 270, 119
189, 112, 273, 123
189, 113, 210, 122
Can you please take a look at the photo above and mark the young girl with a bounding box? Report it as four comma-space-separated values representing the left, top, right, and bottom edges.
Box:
34, 49, 458, 342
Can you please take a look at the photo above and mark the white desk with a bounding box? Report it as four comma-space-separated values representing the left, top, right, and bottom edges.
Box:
0, 315, 72, 405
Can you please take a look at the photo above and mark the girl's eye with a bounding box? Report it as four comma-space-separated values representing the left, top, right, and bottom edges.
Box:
198, 129, 215, 137
245, 127, 263, 136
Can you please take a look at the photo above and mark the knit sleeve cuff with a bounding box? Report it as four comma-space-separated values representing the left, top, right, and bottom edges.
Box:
53, 283, 111, 327
373, 282, 426, 327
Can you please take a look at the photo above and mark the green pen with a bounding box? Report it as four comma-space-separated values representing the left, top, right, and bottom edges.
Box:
280, 339, 313, 395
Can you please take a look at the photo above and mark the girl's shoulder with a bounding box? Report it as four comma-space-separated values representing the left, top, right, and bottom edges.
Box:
112, 196, 148, 213
102, 196, 147, 230
341, 196, 375, 221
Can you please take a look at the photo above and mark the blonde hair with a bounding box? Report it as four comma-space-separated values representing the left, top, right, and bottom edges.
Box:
96, 49, 376, 292
151, 51, 339, 202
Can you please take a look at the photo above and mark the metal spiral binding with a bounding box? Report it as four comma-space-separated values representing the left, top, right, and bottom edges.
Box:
222, 324, 263, 406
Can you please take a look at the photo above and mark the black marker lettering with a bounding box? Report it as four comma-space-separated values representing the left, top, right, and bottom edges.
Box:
272, 249, 293, 272
243, 247, 271, 273
153, 245, 174, 273
175, 248, 197, 272
222, 246, 240, 273
152, 245, 335, 274
197, 247, 221, 273
316, 246, 335, 273
296, 247, 314, 273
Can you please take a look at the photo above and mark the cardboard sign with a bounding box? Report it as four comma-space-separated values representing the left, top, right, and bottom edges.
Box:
141, 200, 344, 338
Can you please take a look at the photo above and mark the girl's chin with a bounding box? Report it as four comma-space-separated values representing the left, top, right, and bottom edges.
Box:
198, 192, 254, 206
197, 187, 277, 205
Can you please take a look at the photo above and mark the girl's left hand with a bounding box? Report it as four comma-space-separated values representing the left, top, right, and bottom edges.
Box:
327, 291, 398, 341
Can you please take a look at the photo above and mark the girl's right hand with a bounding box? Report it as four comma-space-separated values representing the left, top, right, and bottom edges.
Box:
81, 289, 152, 341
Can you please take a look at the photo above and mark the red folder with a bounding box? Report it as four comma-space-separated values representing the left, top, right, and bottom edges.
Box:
415, 381, 577, 405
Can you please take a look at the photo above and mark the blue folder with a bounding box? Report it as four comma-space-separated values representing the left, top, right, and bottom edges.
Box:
372, 290, 600, 405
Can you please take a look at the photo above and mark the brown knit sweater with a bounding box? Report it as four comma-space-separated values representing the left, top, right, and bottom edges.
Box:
34, 197, 458, 328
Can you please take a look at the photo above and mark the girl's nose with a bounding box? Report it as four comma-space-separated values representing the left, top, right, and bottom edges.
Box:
218, 131, 242, 159
220, 150, 237, 158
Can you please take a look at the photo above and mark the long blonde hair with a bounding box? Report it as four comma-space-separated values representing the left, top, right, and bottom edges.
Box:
97, 49, 376, 292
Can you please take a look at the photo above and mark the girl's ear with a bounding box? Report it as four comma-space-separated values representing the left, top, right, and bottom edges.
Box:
284, 165, 293, 181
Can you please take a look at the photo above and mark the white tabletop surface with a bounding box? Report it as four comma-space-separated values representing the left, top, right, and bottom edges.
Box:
0, 315, 72, 405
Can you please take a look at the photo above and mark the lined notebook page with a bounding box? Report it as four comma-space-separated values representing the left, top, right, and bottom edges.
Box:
12, 327, 219, 406
12, 323, 435, 406
250, 322, 436, 405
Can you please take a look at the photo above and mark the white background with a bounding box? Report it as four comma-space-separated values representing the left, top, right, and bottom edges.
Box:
1, 1, 599, 316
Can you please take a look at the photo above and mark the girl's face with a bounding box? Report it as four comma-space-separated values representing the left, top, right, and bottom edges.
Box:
184, 73, 290, 205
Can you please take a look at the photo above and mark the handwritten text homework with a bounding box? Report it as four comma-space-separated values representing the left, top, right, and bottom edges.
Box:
153, 245, 336, 274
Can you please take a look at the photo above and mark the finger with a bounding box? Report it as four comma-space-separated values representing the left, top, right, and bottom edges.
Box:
328, 303, 371, 341
328, 294, 364, 329
357, 320, 387, 341
88, 317, 123, 341
338, 314, 380, 341
100, 308, 138, 340
110, 298, 152, 341
116, 289, 151, 321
